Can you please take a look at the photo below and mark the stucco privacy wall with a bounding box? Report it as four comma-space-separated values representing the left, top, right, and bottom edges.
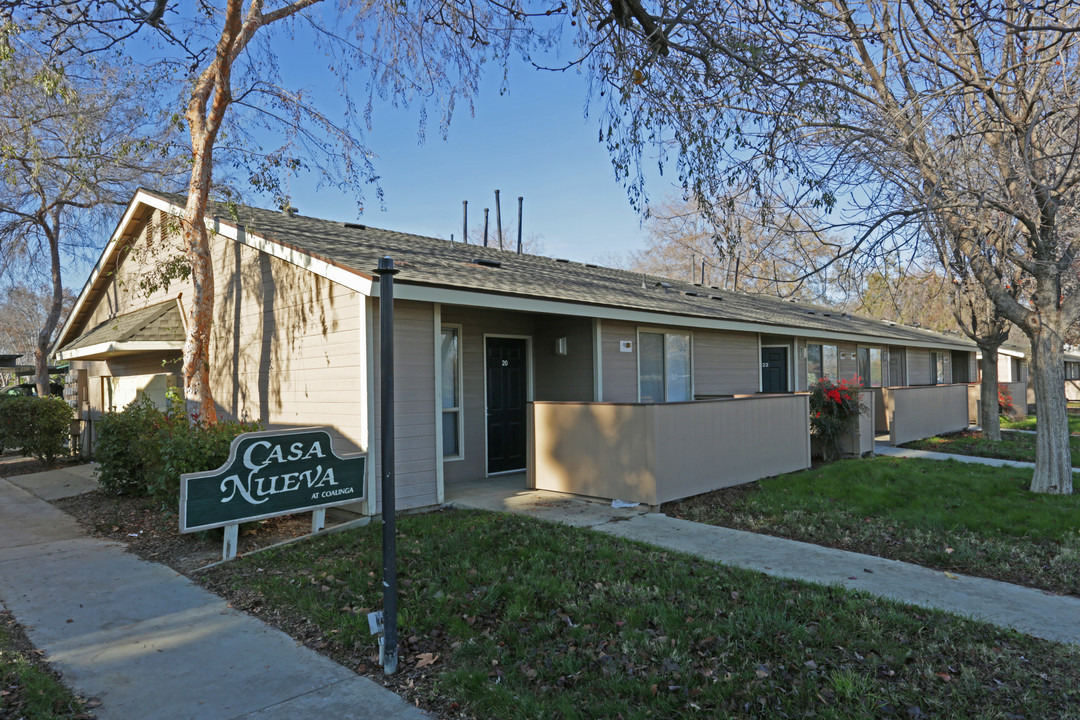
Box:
886, 384, 969, 445
370, 299, 437, 511
529, 395, 811, 506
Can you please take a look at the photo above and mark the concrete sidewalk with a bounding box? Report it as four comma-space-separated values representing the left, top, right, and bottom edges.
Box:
451, 483, 1080, 647
874, 440, 1080, 472
0, 466, 426, 720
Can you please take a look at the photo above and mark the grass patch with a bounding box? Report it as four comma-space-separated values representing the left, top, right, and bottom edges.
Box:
1001, 413, 1080, 434
903, 429, 1080, 467
668, 457, 1080, 596
201, 509, 1080, 719
1, 611, 92, 719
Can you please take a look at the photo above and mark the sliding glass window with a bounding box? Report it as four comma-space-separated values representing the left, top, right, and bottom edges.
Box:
807, 343, 839, 385
639, 331, 692, 402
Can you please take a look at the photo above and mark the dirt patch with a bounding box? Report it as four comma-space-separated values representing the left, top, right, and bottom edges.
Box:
53, 490, 362, 574
0, 452, 82, 479
1, 611, 96, 719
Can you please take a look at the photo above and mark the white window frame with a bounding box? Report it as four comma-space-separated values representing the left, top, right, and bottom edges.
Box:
439, 323, 465, 462
806, 342, 840, 386
857, 346, 886, 388
635, 327, 694, 402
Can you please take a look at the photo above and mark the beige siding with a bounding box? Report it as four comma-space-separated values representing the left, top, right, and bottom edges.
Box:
529, 395, 811, 506
838, 342, 859, 381
907, 348, 931, 385
693, 329, 759, 396
371, 300, 437, 511
67, 209, 372, 506
600, 320, 639, 402
534, 316, 594, 402
440, 307, 537, 484
887, 345, 907, 386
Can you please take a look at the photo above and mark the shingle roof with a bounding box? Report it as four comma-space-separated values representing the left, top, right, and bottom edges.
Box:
148, 190, 974, 350
59, 299, 184, 353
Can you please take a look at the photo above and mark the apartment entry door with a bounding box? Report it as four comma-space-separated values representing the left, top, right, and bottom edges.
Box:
486, 337, 527, 474
761, 347, 789, 393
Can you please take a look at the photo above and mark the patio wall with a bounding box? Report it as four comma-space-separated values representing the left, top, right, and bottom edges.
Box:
885, 384, 970, 446
1067, 381, 1080, 402
528, 394, 811, 507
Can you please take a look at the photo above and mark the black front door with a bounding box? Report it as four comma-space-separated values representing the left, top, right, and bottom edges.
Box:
761, 347, 789, 393
486, 337, 527, 474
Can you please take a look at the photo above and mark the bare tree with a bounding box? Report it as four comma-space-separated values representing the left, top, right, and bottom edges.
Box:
0, 32, 183, 396
577, 0, 1080, 493
0, 284, 75, 387
615, 195, 845, 301
4, 0, 559, 423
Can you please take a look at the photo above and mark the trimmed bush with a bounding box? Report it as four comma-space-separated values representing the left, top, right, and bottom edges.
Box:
150, 415, 260, 504
95, 389, 260, 502
95, 396, 169, 495
0, 395, 74, 464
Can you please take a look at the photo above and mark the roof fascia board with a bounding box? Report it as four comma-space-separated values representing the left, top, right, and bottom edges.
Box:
55, 340, 185, 362
52, 189, 178, 353
385, 283, 975, 352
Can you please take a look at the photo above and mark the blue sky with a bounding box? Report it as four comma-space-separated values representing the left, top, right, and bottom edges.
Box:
280, 58, 659, 263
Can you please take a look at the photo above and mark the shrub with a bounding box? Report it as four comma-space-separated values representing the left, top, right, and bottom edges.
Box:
0, 395, 74, 464
998, 383, 1014, 416
809, 377, 867, 462
150, 415, 260, 504
95, 396, 170, 495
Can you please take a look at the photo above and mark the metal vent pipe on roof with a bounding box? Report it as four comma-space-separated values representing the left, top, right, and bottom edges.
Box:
517, 196, 523, 254
483, 208, 489, 247
462, 200, 468, 244
495, 189, 503, 250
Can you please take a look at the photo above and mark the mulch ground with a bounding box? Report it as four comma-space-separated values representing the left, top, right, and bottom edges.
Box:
52, 490, 361, 574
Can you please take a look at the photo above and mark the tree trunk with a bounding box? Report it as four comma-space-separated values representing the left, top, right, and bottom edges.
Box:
182, 195, 218, 426
978, 347, 1002, 442
35, 212, 65, 398
1029, 326, 1072, 494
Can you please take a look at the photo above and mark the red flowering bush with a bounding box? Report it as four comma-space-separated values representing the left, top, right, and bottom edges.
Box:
809, 377, 867, 461
997, 383, 1014, 416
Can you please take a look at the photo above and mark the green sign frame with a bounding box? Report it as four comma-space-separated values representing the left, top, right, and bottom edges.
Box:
179, 428, 366, 533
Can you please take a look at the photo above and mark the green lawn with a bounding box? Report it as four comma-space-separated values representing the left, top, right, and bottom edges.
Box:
668, 457, 1080, 596
200, 509, 1080, 719
903, 429, 1080, 467
1001, 413, 1080, 434
1, 612, 91, 719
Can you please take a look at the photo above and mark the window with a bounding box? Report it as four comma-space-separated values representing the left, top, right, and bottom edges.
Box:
1067, 362, 1080, 381
639, 331, 692, 402
857, 347, 884, 387
930, 352, 946, 385
440, 326, 462, 458
806, 343, 839, 385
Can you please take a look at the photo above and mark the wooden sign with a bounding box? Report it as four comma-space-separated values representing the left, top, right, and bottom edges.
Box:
179, 428, 366, 534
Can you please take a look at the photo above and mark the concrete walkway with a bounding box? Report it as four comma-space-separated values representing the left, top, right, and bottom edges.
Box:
874, 440, 1080, 472
450, 480, 1080, 647
0, 466, 426, 720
